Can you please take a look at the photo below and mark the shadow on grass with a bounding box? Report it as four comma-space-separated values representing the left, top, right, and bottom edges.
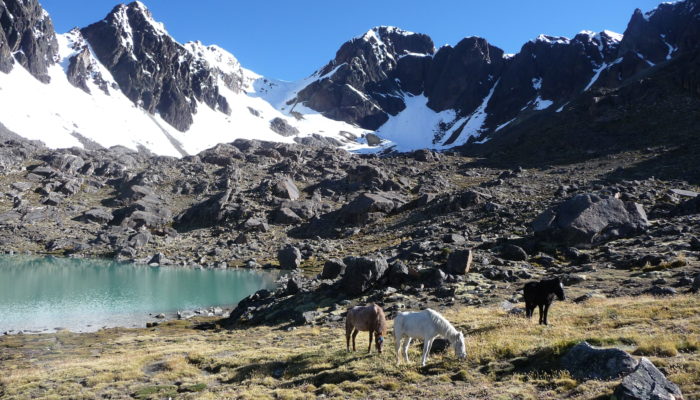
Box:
219, 350, 370, 387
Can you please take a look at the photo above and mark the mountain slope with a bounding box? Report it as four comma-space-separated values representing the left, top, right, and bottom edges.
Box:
0, 0, 368, 156
0, 0, 698, 156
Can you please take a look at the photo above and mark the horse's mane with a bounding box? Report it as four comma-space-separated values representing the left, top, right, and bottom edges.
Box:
425, 309, 460, 342
373, 304, 387, 335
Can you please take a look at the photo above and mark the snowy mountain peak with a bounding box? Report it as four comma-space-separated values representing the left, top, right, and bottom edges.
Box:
183, 41, 244, 92
533, 34, 570, 45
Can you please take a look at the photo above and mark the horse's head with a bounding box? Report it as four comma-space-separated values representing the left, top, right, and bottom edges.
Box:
375, 334, 385, 354
453, 332, 467, 360
554, 278, 566, 301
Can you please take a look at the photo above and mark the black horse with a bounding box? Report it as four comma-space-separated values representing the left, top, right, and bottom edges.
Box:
523, 277, 566, 325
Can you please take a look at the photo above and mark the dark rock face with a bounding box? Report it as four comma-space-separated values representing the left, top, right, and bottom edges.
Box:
533, 194, 649, 247
81, 2, 232, 131
64, 30, 112, 95
424, 36, 505, 114
295, 27, 435, 130
561, 341, 638, 381
613, 357, 684, 400
0, 0, 59, 82
339, 256, 389, 295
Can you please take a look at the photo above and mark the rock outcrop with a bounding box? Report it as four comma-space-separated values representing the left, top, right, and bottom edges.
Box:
532, 194, 649, 247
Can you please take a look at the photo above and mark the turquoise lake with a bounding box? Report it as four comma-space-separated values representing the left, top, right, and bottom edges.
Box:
0, 256, 279, 333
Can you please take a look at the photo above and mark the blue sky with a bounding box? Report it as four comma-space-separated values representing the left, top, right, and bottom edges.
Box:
41, 0, 663, 81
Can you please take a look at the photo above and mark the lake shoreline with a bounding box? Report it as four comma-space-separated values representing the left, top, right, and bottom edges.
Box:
0, 255, 283, 335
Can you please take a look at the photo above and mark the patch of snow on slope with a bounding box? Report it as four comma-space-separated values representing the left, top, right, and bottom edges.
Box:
371, 95, 456, 152
532, 78, 542, 90
532, 96, 553, 110
583, 57, 623, 91
660, 34, 678, 60
0, 63, 183, 156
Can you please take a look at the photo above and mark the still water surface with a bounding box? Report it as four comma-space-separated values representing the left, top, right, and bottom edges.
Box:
0, 256, 279, 333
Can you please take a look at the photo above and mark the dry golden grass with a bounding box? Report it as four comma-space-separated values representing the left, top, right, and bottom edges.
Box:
0, 295, 698, 399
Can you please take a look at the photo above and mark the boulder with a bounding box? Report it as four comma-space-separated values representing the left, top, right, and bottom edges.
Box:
421, 267, 447, 287
128, 231, 152, 249
412, 149, 440, 162
500, 243, 528, 261
269, 117, 299, 137
320, 258, 346, 280
560, 341, 638, 381
345, 164, 387, 188
285, 276, 302, 295
339, 256, 389, 295
613, 357, 684, 400
278, 245, 301, 270
444, 249, 473, 275
81, 208, 113, 224
272, 177, 300, 200
365, 133, 382, 146
532, 194, 649, 247
46, 153, 85, 174
675, 196, 700, 216
149, 252, 172, 265
339, 192, 402, 224
272, 207, 303, 225
242, 217, 269, 233
387, 261, 411, 286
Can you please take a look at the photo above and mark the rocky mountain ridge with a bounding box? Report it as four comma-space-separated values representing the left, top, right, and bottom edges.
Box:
2, 0, 699, 155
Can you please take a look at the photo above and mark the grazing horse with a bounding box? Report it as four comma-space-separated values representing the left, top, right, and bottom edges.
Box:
345, 304, 387, 354
524, 277, 566, 325
393, 309, 466, 366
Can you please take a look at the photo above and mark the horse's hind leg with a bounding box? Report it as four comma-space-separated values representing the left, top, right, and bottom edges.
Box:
346, 326, 351, 351
395, 337, 402, 364
351, 329, 359, 351
543, 303, 551, 325
525, 302, 533, 318
538, 304, 544, 325
368, 331, 373, 353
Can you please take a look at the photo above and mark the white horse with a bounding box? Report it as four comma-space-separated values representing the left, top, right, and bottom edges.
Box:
393, 309, 467, 366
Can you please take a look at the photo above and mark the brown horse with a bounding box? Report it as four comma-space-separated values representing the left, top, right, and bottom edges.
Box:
345, 304, 387, 354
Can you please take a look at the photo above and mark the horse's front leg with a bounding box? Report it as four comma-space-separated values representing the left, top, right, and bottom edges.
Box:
352, 329, 359, 351
538, 304, 544, 325
421, 337, 434, 367
543, 303, 551, 325
368, 331, 373, 353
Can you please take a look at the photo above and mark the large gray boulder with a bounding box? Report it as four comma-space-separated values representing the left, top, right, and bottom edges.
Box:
532, 194, 649, 247
277, 245, 301, 270
613, 357, 684, 400
561, 341, 638, 381
339, 256, 389, 295
339, 192, 403, 224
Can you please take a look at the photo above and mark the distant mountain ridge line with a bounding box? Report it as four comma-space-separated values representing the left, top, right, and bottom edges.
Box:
0, 0, 698, 155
